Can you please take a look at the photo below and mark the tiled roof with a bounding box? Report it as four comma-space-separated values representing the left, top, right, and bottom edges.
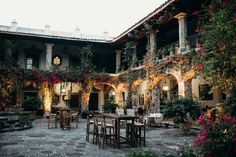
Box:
0, 25, 112, 43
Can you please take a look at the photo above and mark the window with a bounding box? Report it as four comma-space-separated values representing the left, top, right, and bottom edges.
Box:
26, 57, 33, 69
199, 84, 213, 100
26, 54, 39, 69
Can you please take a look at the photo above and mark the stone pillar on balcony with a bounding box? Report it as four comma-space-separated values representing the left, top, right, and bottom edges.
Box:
149, 31, 157, 61
174, 12, 187, 53
45, 43, 54, 70
115, 49, 121, 73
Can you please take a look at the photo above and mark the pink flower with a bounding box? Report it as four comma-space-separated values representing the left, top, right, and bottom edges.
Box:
196, 62, 204, 72
195, 135, 205, 144
198, 115, 205, 125
223, 1, 228, 7
233, 17, 236, 22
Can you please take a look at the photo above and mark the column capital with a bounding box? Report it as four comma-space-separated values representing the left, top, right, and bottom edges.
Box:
45, 43, 54, 48
174, 12, 187, 20
115, 49, 122, 53
150, 29, 159, 34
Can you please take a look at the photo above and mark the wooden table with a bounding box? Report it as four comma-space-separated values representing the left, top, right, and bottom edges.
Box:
103, 114, 138, 149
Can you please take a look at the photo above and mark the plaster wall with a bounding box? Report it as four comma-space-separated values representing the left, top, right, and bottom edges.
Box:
192, 78, 222, 106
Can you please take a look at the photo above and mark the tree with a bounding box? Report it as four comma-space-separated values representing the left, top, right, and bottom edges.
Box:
194, 0, 236, 93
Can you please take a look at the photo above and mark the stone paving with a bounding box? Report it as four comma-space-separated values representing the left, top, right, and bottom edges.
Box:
0, 118, 197, 157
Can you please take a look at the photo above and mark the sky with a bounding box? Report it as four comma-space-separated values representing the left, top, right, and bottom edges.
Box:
0, 0, 166, 37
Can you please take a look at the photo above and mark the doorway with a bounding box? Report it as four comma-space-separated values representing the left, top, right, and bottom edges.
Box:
89, 93, 98, 111
70, 94, 81, 113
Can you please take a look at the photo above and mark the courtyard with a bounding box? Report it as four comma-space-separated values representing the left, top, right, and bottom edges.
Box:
0, 0, 236, 156
0, 118, 195, 157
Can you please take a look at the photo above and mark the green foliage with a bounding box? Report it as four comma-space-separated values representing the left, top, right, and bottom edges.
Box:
126, 150, 158, 157
223, 86, 236, 116
103, 102, 118, 113
80, 110, 89, 119
194, 0, 236, 91
123, 41, 136, 68
18, 115, 34, 126
178, 143, 197, 157
163, 98, 201, 124
3, 40, 18, 67
78, 44, 96, 74
22, 97, 42, 111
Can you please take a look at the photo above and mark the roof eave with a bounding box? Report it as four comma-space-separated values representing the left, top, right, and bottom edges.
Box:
111, 0, 176, 43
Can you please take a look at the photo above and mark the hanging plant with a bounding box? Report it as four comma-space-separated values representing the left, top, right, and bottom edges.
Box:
122, 41, 136, 68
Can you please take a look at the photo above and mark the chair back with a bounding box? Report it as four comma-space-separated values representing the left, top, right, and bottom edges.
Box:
116, 109, 124, 116
127, 109, 135, 116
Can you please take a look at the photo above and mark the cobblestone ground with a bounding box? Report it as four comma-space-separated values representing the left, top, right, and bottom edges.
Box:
0, 118, 196, 157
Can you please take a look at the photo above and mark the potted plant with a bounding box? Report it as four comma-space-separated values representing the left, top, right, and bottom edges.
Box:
22, 97, 42, 118
103, 102, 118, 113
163, 98, 201, 133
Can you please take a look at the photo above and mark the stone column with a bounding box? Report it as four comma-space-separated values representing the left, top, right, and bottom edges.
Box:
178, 80, 185, 98
151, 84, 160, 113
149, 31, 157, 61
115, 90, 123, 107
174, 12, 187, 53
99, 90, 105, 113
45, 43, 54, 70
184, 79, 192, 98
115, 49, 121, 73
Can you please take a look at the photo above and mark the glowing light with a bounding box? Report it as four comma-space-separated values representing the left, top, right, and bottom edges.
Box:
162, 80, 169, 91
42, 82, 52, 113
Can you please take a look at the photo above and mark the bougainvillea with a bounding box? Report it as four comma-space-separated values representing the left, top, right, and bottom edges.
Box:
195, 112, 236, 157
194, 0, 236, 92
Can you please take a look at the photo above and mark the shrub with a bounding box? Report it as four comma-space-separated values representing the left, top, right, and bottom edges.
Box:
163, 98, 201, 124
18, 115, 34, 126
22, 97, 41, 111
178, 142, 197, 157
127, 150, 158, 157
223, 86, 236, 116
80, 111, 89, 119
195, 113, 236, 157
103, 102, 118, 113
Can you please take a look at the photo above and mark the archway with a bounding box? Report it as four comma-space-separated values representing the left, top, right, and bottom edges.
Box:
88, 87, 100, 111
151, 74, 178, 112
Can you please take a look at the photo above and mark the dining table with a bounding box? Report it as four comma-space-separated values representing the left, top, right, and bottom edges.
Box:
103, 113, 139, 149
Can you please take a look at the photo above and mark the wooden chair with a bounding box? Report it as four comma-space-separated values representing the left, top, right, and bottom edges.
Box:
126, 118, 146, 146
71, 112, 79, 128
93, 119, 102, 145
60, 110, 71, 129
134, 118, 146, 146
48, 113, 58, 129
99, 119, 115, 148
86, 115, 94, 142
